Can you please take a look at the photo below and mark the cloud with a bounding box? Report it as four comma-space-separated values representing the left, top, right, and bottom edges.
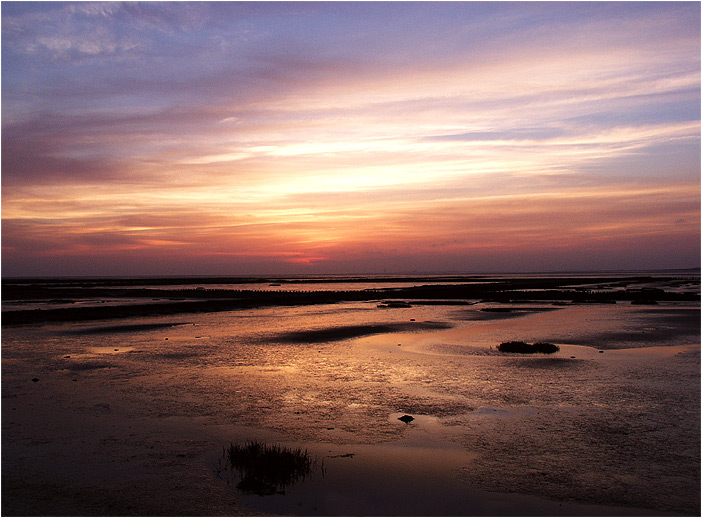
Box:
424, 128, 569, 142
3, 4, 140, 60
1, 2, 699, 275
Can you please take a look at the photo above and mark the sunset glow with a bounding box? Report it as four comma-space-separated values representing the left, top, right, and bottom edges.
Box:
2, 2, 700, 276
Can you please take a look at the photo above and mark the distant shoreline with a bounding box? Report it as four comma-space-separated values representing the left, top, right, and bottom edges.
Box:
2, 267, 699, 283
3, 274, 699, 326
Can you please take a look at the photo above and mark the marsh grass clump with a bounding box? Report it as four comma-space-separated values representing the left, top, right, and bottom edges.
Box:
218, 441, 321, 495
532, 342, 560, 353
498, 341, 559, 354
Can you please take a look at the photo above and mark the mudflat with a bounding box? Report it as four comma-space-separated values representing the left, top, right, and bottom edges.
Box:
2, 275, 699, 516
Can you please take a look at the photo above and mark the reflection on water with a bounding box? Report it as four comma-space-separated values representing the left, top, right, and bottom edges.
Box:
238, 441, 475, 516
216, 441, 322, 495
2, 288, 700, 515
231, 419, 658, 517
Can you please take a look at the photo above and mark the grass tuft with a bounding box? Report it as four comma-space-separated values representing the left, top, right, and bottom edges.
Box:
497, 341, 560, 354
218, 441, 321, 495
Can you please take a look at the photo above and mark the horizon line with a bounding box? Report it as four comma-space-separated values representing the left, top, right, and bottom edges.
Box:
2, 267, 700, 281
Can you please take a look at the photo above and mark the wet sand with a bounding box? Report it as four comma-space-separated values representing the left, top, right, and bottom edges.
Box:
2, 289, 700, 515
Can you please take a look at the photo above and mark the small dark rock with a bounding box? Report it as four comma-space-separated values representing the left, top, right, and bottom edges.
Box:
398, 414, 414, 423
31, 378, 39, 382
599, 350, 604, 353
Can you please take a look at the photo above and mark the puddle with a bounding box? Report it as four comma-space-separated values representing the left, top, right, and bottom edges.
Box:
222, 437, 658, 516
209, 414, 471, 514
68, 322, 190, 335
229, 439, 473, 516
211, 412, 662, 516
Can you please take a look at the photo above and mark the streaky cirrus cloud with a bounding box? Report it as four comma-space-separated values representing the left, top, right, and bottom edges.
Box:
2, 2, 699, 276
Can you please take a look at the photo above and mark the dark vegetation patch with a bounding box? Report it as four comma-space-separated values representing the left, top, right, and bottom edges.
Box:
634, 308, 700, 326
276, 324, 394, 343
217, 441, 321, 495
411, 300, 476, 306
497, 341, 560, 354
66, 322, 189, 335
560, 330, 698, 349
455, 307, 559, 321
273, 321, 452, 343
554, 308, 700, 349
377, 301, 412, 308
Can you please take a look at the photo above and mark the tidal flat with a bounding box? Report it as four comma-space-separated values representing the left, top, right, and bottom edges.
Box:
2, 274, 700, 516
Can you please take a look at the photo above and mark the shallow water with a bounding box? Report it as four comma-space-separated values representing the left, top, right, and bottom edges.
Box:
2, 293, 700, 515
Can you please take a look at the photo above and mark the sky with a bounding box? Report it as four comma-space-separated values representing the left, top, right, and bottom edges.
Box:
2, 1, 700, 277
